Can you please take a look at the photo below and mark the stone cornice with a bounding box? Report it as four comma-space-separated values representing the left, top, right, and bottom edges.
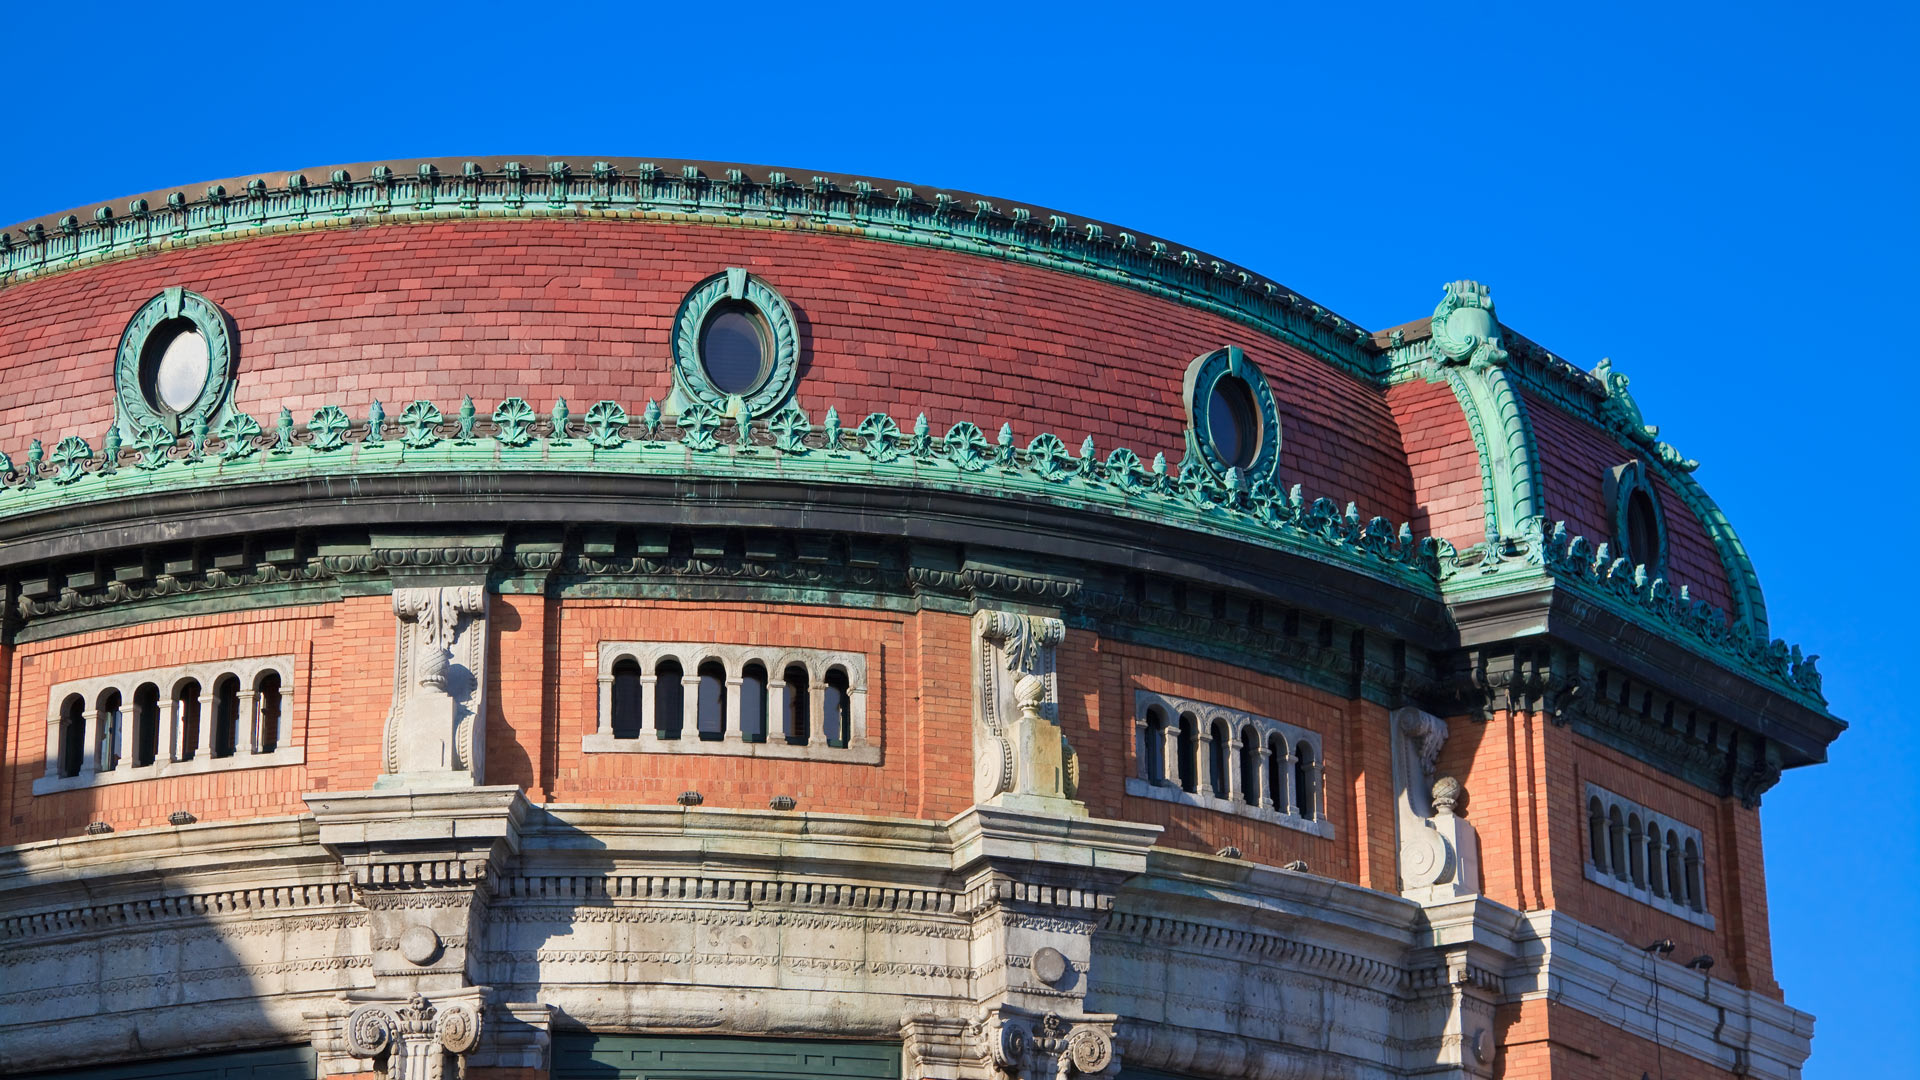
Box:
0, 156, 1384, 384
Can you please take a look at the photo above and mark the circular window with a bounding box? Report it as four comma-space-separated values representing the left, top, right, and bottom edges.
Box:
670, 268, 801, 418
142, 320, 211, 414
1182, 346, 1281, 482
700, 305, 770, 395
114, 288, 237, 439
1207, 376, 1259, 470
1626, 488, 1660, 568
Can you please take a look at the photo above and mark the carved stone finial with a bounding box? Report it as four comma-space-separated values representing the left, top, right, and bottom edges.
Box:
1431, 776, 1463, 815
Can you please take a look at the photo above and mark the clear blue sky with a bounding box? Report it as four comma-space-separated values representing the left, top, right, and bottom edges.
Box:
6, 2, 1913, 1075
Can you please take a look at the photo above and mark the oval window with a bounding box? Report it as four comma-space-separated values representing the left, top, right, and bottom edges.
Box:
141, 320, 211, 414
1207, 375, 1259, 470
700, 306, 769, 395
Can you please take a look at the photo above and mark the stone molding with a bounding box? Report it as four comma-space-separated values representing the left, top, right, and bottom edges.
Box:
1390, 706, 1479, 903
973, 611, 1081, 813
0, 806, 1814, 1080
1124, 689, 1331, 838
381, 584, 488, 786
583, 639, 875, 762
32, 653, 296, 795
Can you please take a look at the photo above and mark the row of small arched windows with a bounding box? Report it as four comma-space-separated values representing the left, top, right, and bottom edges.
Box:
1140, 706, 1320, 821
1588, 795, 1704, 913
608, 658, 853, 746
56, 671, 284, 778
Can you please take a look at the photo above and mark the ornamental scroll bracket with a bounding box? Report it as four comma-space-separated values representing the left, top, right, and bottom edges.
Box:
972, 610, 1082, 814
1391, 706, 1480, 903
380, 584, 489, 787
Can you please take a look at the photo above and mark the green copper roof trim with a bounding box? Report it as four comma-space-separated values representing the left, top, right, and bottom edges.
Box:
2, 396, 1444, 593
1422, 282, 1545, 547
0, 392, 1826, 711
0, 159, 1384, 384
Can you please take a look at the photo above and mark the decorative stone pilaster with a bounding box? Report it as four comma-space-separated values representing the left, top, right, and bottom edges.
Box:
305, 786, 546, 1079
1391, 707, 1480, 903
380, 584, 489, 787
972, 610, 1080, 813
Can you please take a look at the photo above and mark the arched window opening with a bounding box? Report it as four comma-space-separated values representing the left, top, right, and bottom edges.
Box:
1295, 743, 1319, 821
172, 680, 203, 762
1176, 713, 1198, 793
782, 664, 811, 745
254, 671, 283, 754
210, 675, 240, 759
1268, 734, 1289, 813
1142, 708, 1168, 783
1207, 720, 1230, 797
1238, 725, 1260, 806
824, 667, 851, 748
1646, 825, 1665, 898
654, 659, 684, 740
1588, 797, 1608, 871
1666, 830, 1684, 904
741, 662, 769, 743
1607, 807, 1627, 881
1627, 814, 1646, 887
1684, 838, 1704, 912
610, 658, 643, 739
696, 660, 728, 741
133, 684, 161, 767
57, 694, 85, 778
1626, 487, 1661, 569
96, 688, 123, 772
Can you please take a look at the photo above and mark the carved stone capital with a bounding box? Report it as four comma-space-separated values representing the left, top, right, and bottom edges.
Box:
975, 1007, 1119, 1080
309, 991, 484, 1080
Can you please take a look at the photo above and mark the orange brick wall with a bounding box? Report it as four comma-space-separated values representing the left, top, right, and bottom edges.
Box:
1496, 998, 1749, 1080
1438, 709, 1777, 998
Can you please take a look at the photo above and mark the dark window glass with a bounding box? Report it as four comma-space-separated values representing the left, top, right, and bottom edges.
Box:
134, 684, 160, 767
139, 317, 210, 415
611, 659, 643, 739
697, 661, 728, 741
1626, 488, 1660, 568
1239, 727, 1260, 806
655, 659, 684, 739
700, 307, 768, 394
1144, 708, 1167, 784
1177, 713, 1198, 793
1295, 743, 1318, 821
97, 689, 122, 771
255, 672, 282, 753
783, 664, 811, 745
1208, 721, 1230, 796
824, 667, 851, 748
211, 676, 240, 759
1207, 375, 1259, 469
174, 681, 202, 762
58, 695, 85, 778
741, 663, 769, 743
1268, 734, 1287, 811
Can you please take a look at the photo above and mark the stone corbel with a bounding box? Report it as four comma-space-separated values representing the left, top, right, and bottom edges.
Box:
978, 1007, 1119, 1080
972, 610, 1081, 813
381, 584, 488, 787
1392, 706, 1480, 902
308, 991, 483, 1080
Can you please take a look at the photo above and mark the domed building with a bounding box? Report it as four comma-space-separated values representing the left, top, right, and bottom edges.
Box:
0, 159, 1839, 1080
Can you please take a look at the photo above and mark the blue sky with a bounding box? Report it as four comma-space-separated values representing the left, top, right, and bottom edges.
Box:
5, 2, 1913, 1075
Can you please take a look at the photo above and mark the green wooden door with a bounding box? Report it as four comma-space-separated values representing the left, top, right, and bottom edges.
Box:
552, 1035, 902, 1080
12, 1047, 315, 1080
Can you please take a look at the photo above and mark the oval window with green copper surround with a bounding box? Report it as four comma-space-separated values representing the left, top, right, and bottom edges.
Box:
1182, 345, 1282, 483
670, 267, 799, 418
114, 287, 237, 439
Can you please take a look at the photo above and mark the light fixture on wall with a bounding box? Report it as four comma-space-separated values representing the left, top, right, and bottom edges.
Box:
1686, 954, 1714, 971
1642, 938, 1675, 954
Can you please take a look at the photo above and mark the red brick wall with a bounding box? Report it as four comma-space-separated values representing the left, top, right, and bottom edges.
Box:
1387, 377, 1487, 549
1524, 392, 1734, 612
0, 219, 1416, 524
